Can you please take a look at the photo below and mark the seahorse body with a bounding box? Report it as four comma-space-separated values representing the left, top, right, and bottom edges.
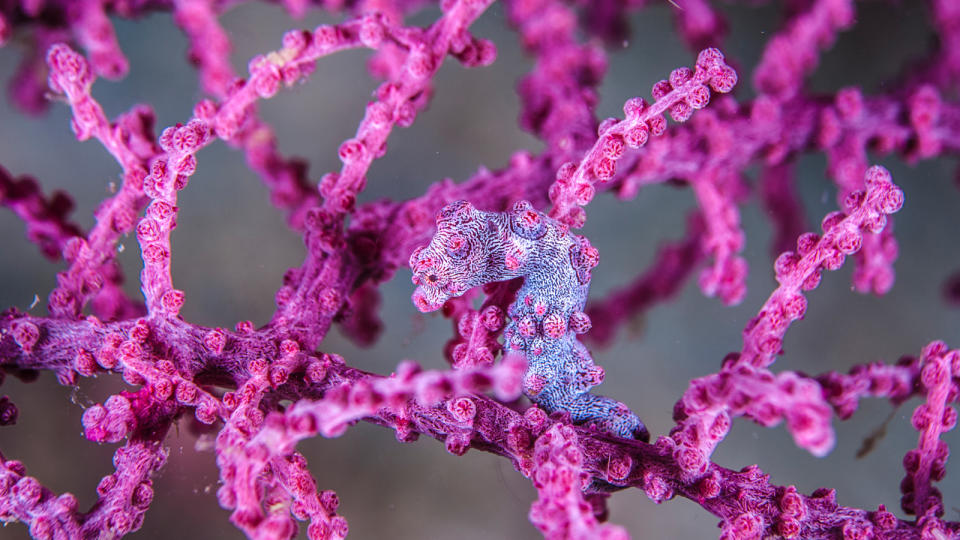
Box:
410, 200, 648, 440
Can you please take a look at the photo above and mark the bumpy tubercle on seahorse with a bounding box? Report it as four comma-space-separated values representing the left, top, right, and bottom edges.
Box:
410, 199, 648, 440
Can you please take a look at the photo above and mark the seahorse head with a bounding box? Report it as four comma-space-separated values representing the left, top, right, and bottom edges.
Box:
410, 200, 498, 312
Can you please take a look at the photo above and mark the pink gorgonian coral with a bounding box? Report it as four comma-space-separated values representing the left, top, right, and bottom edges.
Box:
1, 1, 960, 539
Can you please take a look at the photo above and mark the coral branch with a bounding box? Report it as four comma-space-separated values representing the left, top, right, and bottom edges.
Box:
318, 1, 496, 216
0, 165, 83, 261
548, 47, 738, 228
0, 425, 172, 538
690, 166, 747, 304
267, 3, 498, 339
46, 44, 157, 319
817, 358, 919, 419
900, 342, 957, 519
528, 424, 628, 540
217, 353, 524, 539
753, 0, 854, 100
508, 0, 605, 155
672, 165, 905, 472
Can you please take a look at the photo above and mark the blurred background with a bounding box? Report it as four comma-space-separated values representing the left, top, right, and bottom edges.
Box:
1, 1, 960, 538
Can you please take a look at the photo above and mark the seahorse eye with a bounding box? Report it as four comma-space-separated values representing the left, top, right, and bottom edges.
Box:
426, 273, 439, 284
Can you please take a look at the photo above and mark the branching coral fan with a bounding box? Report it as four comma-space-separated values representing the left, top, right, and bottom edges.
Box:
0, 0, 959, 539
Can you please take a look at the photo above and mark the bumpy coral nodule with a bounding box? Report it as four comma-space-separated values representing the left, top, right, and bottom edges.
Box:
411, 200, 648, 440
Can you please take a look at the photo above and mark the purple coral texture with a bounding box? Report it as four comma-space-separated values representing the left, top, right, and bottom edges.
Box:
0, 1, 959, 540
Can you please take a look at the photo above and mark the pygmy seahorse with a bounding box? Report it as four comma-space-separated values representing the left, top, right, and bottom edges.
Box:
410, 200, 648, 440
